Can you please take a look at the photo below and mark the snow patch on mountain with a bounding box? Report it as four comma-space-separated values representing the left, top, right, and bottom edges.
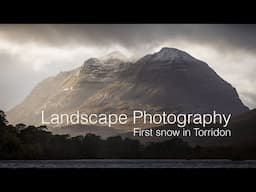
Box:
151, 47, 197, 62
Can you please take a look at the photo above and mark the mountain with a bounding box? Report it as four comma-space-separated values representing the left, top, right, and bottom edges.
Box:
7, 48, 249, 137
119, 48, 248, 114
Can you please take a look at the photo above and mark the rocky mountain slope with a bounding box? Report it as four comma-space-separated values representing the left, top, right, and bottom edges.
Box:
7, 48, 249, 136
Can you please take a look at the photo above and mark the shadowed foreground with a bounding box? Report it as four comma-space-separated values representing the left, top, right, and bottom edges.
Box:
1, 110, 256, 160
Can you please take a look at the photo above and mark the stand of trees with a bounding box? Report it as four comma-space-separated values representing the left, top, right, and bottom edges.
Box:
0, 110, 256, 160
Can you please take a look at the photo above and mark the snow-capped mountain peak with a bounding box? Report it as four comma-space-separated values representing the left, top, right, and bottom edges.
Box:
151, 47, 195, 62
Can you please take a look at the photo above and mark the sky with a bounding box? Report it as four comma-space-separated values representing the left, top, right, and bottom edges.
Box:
0, 24, 255, 110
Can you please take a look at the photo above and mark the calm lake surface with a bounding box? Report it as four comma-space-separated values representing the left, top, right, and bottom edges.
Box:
0, 159, 256, 168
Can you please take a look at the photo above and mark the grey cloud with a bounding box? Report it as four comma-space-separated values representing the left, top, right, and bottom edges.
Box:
240, 91, 256, 109
0, 52, 36, 110
1, 24, 256, 53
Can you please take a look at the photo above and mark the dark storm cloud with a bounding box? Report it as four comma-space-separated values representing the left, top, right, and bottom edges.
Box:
1, 24, 256, 53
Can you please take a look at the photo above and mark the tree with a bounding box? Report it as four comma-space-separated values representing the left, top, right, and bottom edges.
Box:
0, 110, 8, 127
16, 123, 26, 132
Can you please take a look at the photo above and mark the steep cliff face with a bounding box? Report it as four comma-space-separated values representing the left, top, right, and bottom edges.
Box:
7, 48, 249, 134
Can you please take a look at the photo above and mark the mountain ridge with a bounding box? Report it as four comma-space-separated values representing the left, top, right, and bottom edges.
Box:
7, 48, 249, 137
